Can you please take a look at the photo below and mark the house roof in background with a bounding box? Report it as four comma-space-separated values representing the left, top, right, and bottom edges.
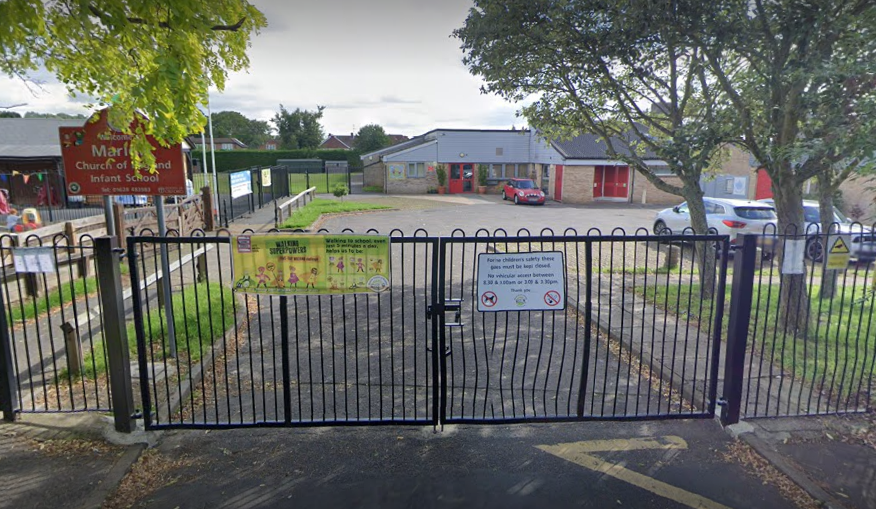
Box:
191, 137, 247, 147
0, 118, 83, 158
323, 133, 410, 149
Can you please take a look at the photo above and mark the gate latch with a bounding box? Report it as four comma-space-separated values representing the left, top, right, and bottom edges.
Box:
427, 299, 464, 327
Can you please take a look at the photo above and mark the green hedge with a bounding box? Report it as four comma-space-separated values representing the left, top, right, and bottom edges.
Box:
192, 149, 362, 172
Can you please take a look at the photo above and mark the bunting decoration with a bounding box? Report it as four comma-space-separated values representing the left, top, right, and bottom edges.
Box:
22, 175, 30, 184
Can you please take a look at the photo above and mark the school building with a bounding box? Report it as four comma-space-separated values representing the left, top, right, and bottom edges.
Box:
360, 129, 755, 206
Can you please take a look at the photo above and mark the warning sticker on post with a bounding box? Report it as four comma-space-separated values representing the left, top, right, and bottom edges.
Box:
477, 252, 566, 312
825, 235, 852, 270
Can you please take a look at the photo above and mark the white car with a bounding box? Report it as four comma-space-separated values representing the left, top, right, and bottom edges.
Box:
653, 198, 778, 247
760, 199, 876, 261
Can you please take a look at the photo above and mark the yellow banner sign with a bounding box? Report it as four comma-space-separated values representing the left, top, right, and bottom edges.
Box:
232, 234, 390, 295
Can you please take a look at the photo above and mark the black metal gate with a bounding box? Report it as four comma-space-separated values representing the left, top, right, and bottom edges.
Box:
128, 230, 729, 430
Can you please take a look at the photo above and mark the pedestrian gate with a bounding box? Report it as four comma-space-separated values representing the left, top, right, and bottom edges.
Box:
128, 231, 728, 430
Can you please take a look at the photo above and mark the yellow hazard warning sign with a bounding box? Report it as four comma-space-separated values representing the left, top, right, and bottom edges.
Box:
825, 235, 852, 270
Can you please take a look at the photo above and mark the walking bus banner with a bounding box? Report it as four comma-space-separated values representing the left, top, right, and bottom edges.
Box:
231, 234, 391, 296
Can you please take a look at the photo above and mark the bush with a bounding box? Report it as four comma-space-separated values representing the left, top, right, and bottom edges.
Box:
332, 183, 349, 200
192, 149, 361, 172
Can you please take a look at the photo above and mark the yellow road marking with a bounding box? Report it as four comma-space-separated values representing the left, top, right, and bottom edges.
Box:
538, 436, 734, 509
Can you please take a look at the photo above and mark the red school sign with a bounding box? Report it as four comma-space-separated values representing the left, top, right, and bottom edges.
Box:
59, 110, 187, 196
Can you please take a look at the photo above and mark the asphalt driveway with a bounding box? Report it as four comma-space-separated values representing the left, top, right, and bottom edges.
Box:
312, 194, 664, 236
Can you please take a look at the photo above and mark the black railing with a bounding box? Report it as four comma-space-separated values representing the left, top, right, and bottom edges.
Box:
127, 228, 731, 429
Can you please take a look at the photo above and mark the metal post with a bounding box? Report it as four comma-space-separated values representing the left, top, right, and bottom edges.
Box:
280, 296, 291, 424
721, 234, 757, 426
103, 196, 116, 237
0, 281, 18, 421
155, 200, 177, 358
95, 236, 135, 433
61, 322, 82, 377
207, 101, 219, 222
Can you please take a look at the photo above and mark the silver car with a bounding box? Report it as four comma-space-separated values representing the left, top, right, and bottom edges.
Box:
760, 199, 876, 261
653, 198, 777, 247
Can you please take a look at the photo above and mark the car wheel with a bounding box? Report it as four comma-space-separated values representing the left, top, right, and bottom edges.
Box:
653, 220, 668, 235
502, 191, 507, 201
805, 237, 824, 262
513, 195, 519, 205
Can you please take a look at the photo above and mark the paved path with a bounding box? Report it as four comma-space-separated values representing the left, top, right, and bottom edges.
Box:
131, 419, 802, 509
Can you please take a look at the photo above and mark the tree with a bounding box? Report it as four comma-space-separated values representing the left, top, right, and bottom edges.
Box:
455, 0, 735, 298
271, 105, 325, 149
0, 0, 266, 173
0, 111, 21, 118
691, 0, 876, 329
209, 110, 271, 147
354, 124, 391, 153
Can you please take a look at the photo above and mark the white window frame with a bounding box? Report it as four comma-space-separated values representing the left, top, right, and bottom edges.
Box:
406, 162, 425, 178
221, 143, 233, 150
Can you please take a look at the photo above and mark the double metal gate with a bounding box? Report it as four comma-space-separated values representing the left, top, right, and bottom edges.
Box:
128, 231, 729, 430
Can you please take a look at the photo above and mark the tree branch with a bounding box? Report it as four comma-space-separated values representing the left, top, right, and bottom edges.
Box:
88, 5, 245, 31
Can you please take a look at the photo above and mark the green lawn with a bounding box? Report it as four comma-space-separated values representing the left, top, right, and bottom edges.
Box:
280, 198, 391, 229
7, 262, 131, 323
638, 280, 876, 398
7, 276, 98, 322
68, 282, 235, 380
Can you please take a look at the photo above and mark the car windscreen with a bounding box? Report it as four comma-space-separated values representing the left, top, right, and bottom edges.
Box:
803, 206, 820, 223
734, 207, 777, 220
516, 180, 536, 189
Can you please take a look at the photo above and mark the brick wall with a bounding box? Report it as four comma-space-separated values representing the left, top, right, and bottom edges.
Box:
557, 165, 596, 204
385, 161, 439, 194
631, 173, 683, 205
839, 174, 876, 223
363, 162, 385, 190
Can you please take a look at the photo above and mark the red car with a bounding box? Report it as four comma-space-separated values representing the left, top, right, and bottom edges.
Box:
502, 179, 545, 205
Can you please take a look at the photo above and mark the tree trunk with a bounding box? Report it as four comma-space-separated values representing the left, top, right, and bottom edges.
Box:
770, 171, 810, 335
816, 173, 838, 300
682, 183, 717, 300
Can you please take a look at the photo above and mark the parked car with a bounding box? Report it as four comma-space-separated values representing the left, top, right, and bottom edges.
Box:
759, 199, 876, 261
653, 198, 777, 247
502, 179, 545, 205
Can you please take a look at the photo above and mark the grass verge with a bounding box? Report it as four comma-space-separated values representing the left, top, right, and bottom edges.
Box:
280, 198, 390, 229
638, 280, 876, 400
68, 282, 235, 380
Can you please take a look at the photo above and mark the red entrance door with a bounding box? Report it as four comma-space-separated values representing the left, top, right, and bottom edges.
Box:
593, 166, 603, 198
448, 163, 473, 194
755, 169, 773, 200
594, 166, 630, 198
555, 165, 564, 201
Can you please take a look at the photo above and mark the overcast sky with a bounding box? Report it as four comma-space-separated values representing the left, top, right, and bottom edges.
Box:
0, 0, 523, 138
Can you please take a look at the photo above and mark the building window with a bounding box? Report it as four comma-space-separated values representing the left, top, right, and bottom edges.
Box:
265, 143, 276, 150
496, 147, 504, 156
487, 163, 527, 180
221, 143, 233, 150
652, 165, 673, 176
407, 162, 425, 178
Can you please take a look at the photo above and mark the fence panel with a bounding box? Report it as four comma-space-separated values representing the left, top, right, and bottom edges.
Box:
742, 224, 876, 418
129, 232, 438, 429
0, 234, 111, 413
440, 230, 728, 423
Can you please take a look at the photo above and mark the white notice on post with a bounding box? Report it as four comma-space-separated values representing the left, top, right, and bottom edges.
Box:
477, 251, 566, 312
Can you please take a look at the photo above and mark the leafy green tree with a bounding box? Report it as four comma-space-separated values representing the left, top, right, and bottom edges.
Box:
209, 110, 271, 147
272, 105, 325, 149
0, 0, 266, 173
691, 0, 876, 327
455, 0, 734, 298
354, 124, 391, 153
0, 111, 21, 118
